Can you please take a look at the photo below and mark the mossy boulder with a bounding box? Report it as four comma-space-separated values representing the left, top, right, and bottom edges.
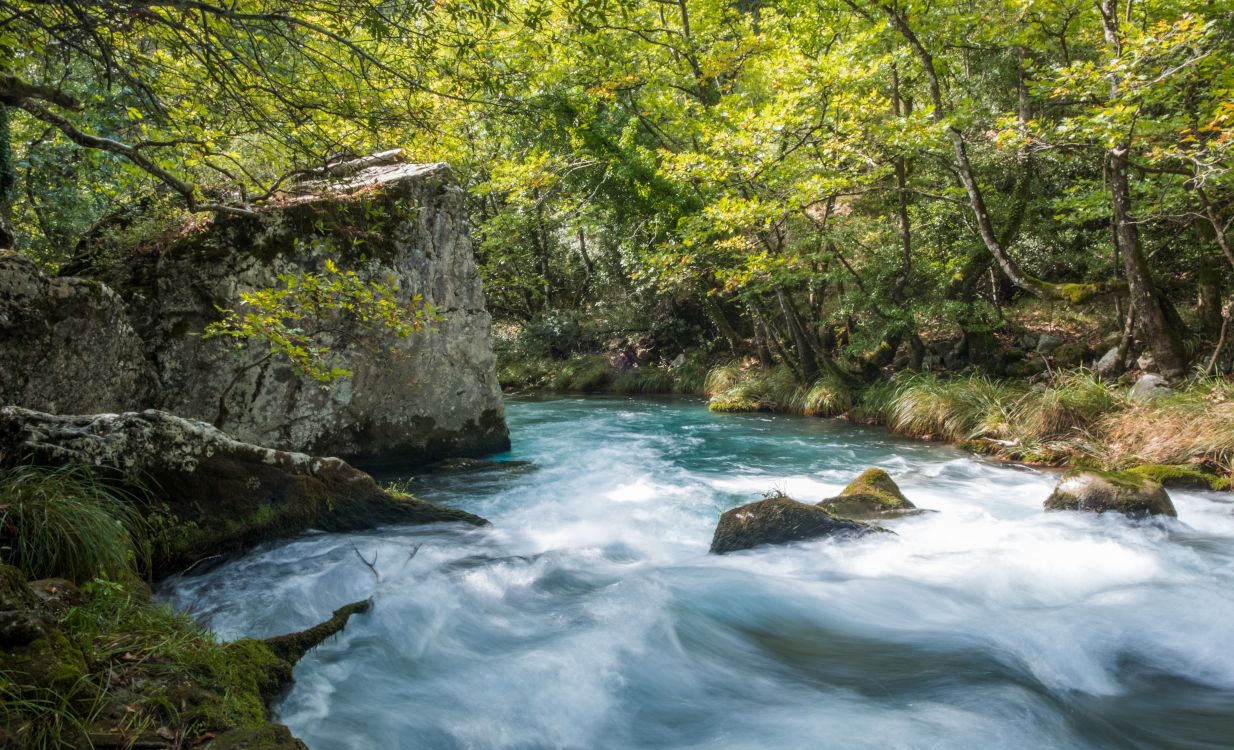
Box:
1052, 342, 1093, 368
201, 724, 309, 750
1044, 469, 1176, 518
1126, 464, 1231, 491
816, 468, 924, 521
710, 494, 873, 554
0, 407, 490, 575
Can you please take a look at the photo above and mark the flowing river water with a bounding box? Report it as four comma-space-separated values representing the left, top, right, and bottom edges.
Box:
160, 395, 1234, 749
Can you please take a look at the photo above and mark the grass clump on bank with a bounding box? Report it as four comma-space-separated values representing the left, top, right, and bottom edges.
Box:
0, 464, 150, 583
705, 364, 851, 416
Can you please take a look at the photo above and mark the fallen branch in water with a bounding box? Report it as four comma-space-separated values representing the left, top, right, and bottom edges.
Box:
350, 539, 379, 581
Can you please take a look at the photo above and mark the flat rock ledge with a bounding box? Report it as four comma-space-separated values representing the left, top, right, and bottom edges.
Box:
0, 406, 488, 574
710, 494, 875, 554
1045, 468, 1176, 518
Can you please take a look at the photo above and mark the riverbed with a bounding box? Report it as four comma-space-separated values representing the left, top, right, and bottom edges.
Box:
160, 394, 1234, 749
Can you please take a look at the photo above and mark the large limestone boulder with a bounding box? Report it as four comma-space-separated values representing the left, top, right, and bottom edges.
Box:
710, 493, 873, 554
1, 162, 510, 468
817, 467, 925, 521
1044, 468, 1176, 518
0, 252, 158, 414
0, 406, 488, 574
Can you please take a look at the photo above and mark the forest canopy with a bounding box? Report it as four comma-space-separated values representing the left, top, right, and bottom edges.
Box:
2, 0, 1232, 381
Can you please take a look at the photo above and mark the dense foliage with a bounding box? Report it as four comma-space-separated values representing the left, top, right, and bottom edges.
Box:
3, 0, 1233, 380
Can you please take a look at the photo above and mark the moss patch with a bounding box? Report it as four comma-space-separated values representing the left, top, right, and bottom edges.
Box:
1126, 464, 1231, 491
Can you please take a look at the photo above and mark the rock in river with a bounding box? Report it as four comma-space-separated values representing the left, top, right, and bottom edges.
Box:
1044, 468, 1176, 518
816, 467, 927, 521
710, 493, 874, 554
0, 406, 488, 574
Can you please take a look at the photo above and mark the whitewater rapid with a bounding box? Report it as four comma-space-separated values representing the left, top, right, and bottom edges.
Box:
160, 395, 1234, 749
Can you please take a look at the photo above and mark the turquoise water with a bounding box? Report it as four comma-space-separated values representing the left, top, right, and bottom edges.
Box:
162, 395, 1234, 749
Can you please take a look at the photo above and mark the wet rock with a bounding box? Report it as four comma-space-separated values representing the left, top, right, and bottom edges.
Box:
1036, 334, 1061, 355
199, 723, 308, 750
1131, 373, 1173, 400
421, 457, 533, 474
710, 493, 874, 554
0, 407, 488, 574
1044, 468, 1176, 518
0, 251, 158, 414
817, 467, 927, 521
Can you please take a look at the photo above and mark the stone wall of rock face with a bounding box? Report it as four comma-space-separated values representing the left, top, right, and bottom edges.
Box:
0, 252, 158, 415
0, 163, 509, 467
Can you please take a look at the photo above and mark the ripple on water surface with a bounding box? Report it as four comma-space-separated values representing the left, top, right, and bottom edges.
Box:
160, 394, 1234, 750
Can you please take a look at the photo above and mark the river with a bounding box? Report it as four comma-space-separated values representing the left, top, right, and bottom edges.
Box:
160, 394, 1234, 749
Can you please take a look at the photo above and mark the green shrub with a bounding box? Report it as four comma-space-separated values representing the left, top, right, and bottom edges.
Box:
0, 464, 149, 583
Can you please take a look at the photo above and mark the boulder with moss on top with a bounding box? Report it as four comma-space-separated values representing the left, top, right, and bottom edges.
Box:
816, 468, 928, 521
1125, 464, 1230, 491
709, 492, 876, 554
1044, 469, 1176, 518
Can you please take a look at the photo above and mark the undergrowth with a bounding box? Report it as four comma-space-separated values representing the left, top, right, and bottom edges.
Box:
0, 464, 150, 583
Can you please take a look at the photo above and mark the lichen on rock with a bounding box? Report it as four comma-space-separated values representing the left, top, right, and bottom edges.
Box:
0, 406, 489, 574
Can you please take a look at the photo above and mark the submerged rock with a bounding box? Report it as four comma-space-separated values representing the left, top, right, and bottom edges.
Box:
816, 467, 927, 521
0, 406, 488, 574
710, 494, 873, 554
1044, 469, 1176, 518
421, 457, 534, 474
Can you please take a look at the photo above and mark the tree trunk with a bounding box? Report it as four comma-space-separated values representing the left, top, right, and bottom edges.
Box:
1110, 148, 1188, 379
1198, 253, 1224, 339
777, 288, 820, 382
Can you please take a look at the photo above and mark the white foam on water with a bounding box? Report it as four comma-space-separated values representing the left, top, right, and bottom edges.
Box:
159, 396, 1234, 749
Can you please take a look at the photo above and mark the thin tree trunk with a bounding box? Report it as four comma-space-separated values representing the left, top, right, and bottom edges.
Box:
777, 287, 820, 381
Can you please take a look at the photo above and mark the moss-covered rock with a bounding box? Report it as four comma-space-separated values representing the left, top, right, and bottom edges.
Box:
1126, 464, 1231, 491
201, 724, 309, 750
957, 439, 1000, 455
1052, 342, 1093, 368
816, 467, 925, 521
710, 494, 874, 554
0, 569, 367, 750
0, 564, 40, 611
0, 407, 489, 574
1044, 469, 1176, 518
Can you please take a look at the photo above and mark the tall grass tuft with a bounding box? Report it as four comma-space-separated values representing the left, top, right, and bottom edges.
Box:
885, 373, 1019, 442
705, 365, 851, 416
0, 464, 148, 583
1011, 371, 1128, 442
671, 359, 709, 393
